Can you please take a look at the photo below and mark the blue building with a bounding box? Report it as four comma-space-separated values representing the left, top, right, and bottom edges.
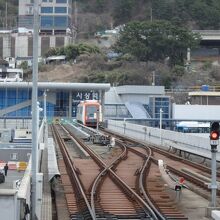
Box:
0, 82, 110, 118
148, 96, 171, 127
19, 0, 73, 35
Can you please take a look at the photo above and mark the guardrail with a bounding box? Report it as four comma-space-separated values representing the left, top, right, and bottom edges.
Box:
165, 86, 220, 93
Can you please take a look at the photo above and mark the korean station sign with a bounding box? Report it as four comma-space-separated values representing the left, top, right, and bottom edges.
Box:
73, 91, 99, 101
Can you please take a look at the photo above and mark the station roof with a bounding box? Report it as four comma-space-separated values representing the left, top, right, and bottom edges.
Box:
115, 85, 165, 95
0, 82, 111, 91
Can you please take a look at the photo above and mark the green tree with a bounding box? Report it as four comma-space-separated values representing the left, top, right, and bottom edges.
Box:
44, 43, 101, 61
19, 61, 28, 70
64, 45, 79, 60
114, 20, 200, 66
190, 0, 220, 29
113, 0, 135, 25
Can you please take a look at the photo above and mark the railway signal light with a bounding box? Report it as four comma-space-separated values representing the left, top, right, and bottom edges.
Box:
210, 122, 220, 150
211, 131, 219, 140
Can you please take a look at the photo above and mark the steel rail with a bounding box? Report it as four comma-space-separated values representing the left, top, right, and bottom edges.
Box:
90, 142, 127, 215
118, 142, 165, 220
137, 148, 166, 220
62, 124, 160, 219
51, 124, 96, 220
102, 129, 185, 220
103, 128, 220, 178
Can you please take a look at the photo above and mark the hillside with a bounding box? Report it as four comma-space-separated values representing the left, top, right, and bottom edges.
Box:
3, 0, 220, 33
77, 0, 220, 37
37, 54, 220, 87
5, 0, 220, 95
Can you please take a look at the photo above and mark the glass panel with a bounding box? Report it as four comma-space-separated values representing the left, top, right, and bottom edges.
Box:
54, 16, 67, 28
55, 7, 67, 13
41, 16, 53, 28
41, 7, 53, 13
56, 0, 67, 3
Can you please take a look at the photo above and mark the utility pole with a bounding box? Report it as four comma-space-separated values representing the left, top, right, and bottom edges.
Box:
152, 71, 155, 86
31, 0, 39, 219
74, 0, 78, 29
150, 1, 153, 22
159, 108, 163, 144
5, 1, 8, 29
150, 7, 153, 22
74, 0, 78, 41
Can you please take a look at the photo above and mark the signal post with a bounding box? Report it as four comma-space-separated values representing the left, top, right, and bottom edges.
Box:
209, 122, 219, 208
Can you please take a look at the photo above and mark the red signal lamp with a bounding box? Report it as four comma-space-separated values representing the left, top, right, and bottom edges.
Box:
210, 131, 219, 140
179, 177, 185, 184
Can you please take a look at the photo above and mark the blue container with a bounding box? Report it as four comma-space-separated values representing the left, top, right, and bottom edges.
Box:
201, 85, 209, 91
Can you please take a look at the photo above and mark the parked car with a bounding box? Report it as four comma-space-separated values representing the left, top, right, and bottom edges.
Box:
0, 170, 5, 183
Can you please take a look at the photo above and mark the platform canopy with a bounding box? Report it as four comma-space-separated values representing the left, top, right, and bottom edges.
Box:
0, 82, 111, 91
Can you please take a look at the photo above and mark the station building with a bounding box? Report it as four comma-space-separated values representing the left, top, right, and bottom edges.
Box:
0, 82, 171, 123
105, 85, 171, 127
0, 82, 109, 118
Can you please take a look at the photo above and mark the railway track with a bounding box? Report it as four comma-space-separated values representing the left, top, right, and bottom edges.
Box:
52, 123, 188, 219
51, 124, 96, 220
102, 128, 220, 202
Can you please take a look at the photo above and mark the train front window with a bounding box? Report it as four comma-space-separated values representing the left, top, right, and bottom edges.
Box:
87, 106, 98, 117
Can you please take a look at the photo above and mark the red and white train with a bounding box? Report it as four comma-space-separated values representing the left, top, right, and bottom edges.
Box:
76, 100, 102, 127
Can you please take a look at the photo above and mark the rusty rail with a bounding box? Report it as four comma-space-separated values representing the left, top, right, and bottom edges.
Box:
51, 124, 96, 220
62, 124, 161, 219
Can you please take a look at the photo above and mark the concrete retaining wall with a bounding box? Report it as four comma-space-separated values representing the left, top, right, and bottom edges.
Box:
107, 120, 220, 161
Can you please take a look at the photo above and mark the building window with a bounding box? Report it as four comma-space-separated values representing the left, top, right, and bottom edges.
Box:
41, 16, 53, 28
56, 0, 67, 3
10, 153, 18, 161
27, 6, 33, 15
55, 7, 67, 13
54, 16, 67, 28
41, 7, 53, 13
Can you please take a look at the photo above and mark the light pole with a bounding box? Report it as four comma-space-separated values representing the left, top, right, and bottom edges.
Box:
36, 102, 43, 173
43, 91, 47, 121
160, 108, 163, 144
43, 91, 48, 149
96, 109, 99, 132
31, 0, 39, 219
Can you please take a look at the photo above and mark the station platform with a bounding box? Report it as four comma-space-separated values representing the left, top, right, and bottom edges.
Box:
41, 143, 52, 220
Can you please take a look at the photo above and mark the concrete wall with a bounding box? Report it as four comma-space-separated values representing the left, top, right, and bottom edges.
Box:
0, 190, 18, 220
0, 119, 32, 130
173, 104, 220, 120
107, 120, 220, 160
0, 149, 31, 162
0, 33, 73, 58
